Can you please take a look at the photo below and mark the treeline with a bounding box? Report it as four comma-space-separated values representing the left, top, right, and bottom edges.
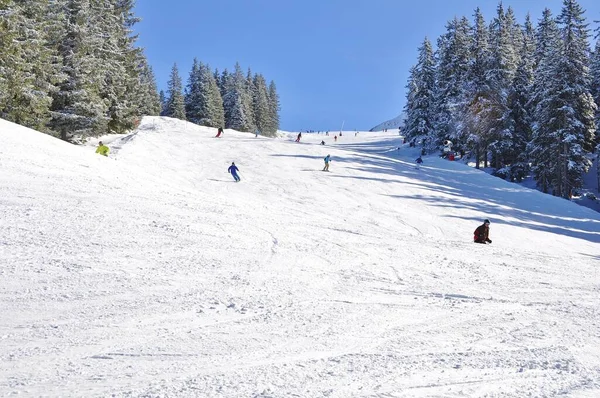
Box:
0, 0, 161, 140
403, 0, 600, 198
160, 61, 281, 137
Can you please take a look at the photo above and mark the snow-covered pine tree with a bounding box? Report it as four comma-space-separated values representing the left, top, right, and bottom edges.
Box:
266, 80, 280, 136
185, 58, 202, 123
486, 3, 521, 171
554, 0, 596, 196
219, 69, 229, 100
0, 0, 61, 133
591, 35, 600, 191
213, 68, 220, 94
49, 0, 108, 140
461, 7, 491, 168
531, 1, 596, 198
529, 8, 562, 193
251, 73, 270, 135
164, 63, 186, 120
159, 90, 167, 116
403, 37, 436, 148
590, 39, 600, 147
98, 0, 143, 134
0, 0, 12, 108
137, 60, 161, 116
197, 62, 224, 128
534, 9, 557, 69
245, 68, 257, 132
432, 17, 472, 153
505, 14, 536, 181
222, 63, 253, 132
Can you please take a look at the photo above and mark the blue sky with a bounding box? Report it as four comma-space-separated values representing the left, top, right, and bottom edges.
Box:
133, 0, 600, 132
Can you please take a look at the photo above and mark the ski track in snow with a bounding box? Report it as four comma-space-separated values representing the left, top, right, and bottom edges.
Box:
1, 116, 599, 397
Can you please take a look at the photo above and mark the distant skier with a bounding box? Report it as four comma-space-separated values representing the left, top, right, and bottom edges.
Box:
320, 140, 325, 145
255, 130, 259, 138
323, 154, 331, 171
296, 132, 302, 142
474, 219, 492, 244
95, 141, 109, 157
334, 135, 337, 142
216, 127, 224, 138
339, 132, 342, 137
228, 162, 240, 182
415, 156, 423, 169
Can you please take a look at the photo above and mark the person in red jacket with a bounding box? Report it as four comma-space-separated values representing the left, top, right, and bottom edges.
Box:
474, 219, 492, 244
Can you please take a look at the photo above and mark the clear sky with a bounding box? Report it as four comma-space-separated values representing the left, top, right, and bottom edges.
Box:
133, 0, 600, 132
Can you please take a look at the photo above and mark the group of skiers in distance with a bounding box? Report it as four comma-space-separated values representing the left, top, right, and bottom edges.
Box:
93, 128, 492, 245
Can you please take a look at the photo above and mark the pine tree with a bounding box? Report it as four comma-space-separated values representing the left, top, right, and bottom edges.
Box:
0, 0, 61, 133
219, 69, 229, 100
222, 63, 253, 131
252, 73, 270, 134
531, 1, 596, 198
461, 7, 491, 168
137, 60, 161, 116
159, 90, 166, 116
487, 3, 521, 170
213, 68, 220, 94
185, 58, 202, 123
49, 0, 108, 140
102, 0, 137, 132
403, 37, 436, 148
505, 14, 536, 181
0, 0, 20, 121
529, 8, 561, 193
245, 68, 256, 131
196, 62, 224, 128
266, 80, 280, 136
591, 39, 600, 192
102, 0, 146, 133
534, 9, 557, 69
164, 63, 186, 120
432, 17, 472, 152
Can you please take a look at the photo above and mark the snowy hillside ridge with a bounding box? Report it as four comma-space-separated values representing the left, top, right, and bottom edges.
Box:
370, 112, 405, 131
1, 116, 600, 397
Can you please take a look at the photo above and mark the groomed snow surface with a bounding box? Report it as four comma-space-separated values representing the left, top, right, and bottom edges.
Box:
1, 116, 599, 397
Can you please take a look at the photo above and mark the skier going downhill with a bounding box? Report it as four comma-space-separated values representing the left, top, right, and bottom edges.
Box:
228, 162, 240, 182
415, 156, 423, 169
323, 154, 331, 171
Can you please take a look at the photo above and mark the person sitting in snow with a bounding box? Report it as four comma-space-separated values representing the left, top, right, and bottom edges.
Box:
474, 219, 492, 244
228, 162, 240, 182
95, 141, 109, 157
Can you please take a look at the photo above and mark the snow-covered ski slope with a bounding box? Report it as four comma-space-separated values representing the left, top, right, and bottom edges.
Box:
1, 116, 599, 397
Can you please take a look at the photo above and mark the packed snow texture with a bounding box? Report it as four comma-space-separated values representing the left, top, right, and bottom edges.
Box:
1, 116, 599, 397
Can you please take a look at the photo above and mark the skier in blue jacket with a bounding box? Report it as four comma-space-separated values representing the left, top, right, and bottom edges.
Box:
323, 154, 331, 171
228, 162, 240, 182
